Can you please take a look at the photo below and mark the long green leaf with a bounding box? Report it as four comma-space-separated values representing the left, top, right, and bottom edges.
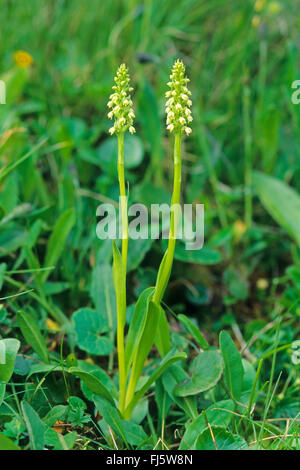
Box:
219, 330, 244, 401
69, 368, 115, 405
94, 396, 128, 446
178, 314, 209, 349
253, 171, 300, 246
41, 208, 75, 282
17, 311, 49, 363
125, 287, 154, 373
21, 401, 45, 450
125, 350, 186, 417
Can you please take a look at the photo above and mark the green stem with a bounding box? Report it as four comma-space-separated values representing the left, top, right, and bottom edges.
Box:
123, 134, 182, 415
116, 132, 128, 414
153, 132, 182, 305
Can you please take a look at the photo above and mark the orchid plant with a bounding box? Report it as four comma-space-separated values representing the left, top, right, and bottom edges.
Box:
107, 60, 192, 419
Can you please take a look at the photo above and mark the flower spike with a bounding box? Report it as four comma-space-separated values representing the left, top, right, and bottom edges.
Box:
165, 59, 192, 136
107, 64, 135, 135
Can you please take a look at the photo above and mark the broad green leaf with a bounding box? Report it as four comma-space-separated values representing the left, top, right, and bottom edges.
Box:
127, 300, 161, 393
196, 426, 247, 450
21, 400, 46, 450
0, 338, 20, 383
125, 287, 154, 374
0, 433, 20, 450
219, 330, 244, 401
17, 311, 49, 363
44, 428, 77, 450
178, 314, 209, 349
253, 171, 300, 246
112, 241, 126, 328
72, 308, 113, 355
43, 405, 67, 427
125, 351, 186, 418
179, 399, 235, 449
41, 208, 75, 282
79, 366, 116, 402
94, 396, 128, 446
69, 367, 115, 405
120, 420, 148, 446
175, 350, 223, 397
162, 364, 197, 419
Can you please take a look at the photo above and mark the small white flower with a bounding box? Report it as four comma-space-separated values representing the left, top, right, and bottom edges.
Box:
107, 111, 113, 119
129, 126, 136, 134
119, 117, 126, 126
107, 101, 113, 108
179, 117, 186, 125
109, 126, 115, 135
185, 127, 192, 135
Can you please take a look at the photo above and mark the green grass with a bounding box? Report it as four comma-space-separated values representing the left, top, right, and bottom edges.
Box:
0, 0, 299, 451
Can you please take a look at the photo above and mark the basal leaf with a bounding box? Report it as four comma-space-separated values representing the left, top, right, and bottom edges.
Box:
72, 308, 113, 355
196, 426, 247, 450
179, 399, 235, 449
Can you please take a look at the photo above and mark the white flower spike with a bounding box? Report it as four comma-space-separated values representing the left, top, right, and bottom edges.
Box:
165, 60, 193, 136
107, 64, 135, 135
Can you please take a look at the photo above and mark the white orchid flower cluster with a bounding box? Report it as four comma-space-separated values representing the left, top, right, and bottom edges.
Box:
165, 59, 192, 136
107, 64, 135, 136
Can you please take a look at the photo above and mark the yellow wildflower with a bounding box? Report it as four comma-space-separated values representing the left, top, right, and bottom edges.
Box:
14, 50, 34, 68
254, 0, 267, 12
46, 317, 60, 331
233, 220, 247, 243
256, 278, 269, 290
252, 15, 261, 28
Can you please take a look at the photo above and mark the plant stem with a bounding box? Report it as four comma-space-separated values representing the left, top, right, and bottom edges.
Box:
117, 132, 127, 414
153, 132, 182, 305
117, 133, 128, 270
